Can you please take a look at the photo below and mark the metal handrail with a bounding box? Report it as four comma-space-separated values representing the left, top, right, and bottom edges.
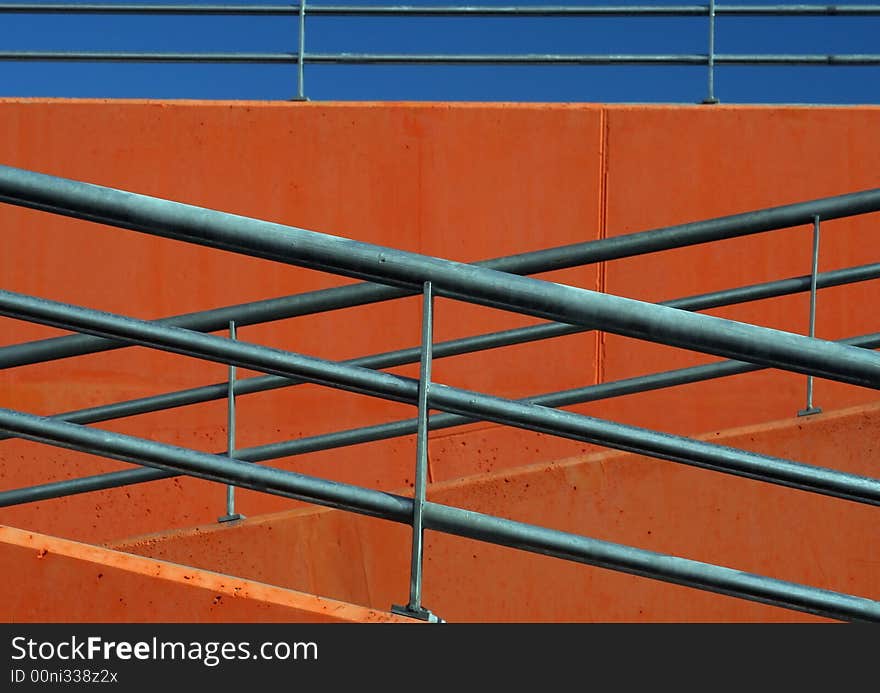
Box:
2, 324, 880, 509
2, 185, 878, 371
2, 406, 878, 621
2, 52, 879, 65
0, 166, 879, 505
0, 262, 876, 451
1, 3, 879, 101
1, 4, 879, 15
0, 165, 877, 387
4, 286, 880, 507
1, 164, 879, 621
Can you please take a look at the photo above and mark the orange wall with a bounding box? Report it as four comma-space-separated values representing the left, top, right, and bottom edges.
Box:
0, 525, 409, 622
595, 106, 880, 435
0, 101, 878, 546
112, 402, 880, 622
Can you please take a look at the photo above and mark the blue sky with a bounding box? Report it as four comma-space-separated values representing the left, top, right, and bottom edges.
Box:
0, 0, 877, 103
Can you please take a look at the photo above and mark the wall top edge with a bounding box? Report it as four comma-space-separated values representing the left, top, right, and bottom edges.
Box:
0, 97, 879, 111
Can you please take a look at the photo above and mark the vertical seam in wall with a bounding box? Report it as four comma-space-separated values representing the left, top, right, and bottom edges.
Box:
595, 107, 610, 387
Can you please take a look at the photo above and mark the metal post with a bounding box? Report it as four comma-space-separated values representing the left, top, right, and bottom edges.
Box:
393, 282, 443, 622
296, 0, 307, 100
1, 261, 880, 441
799, 216, 823, 417
3, 287, 880, 507
703, 0, 720, 103
6, 325, 880, 512
0, 406, 878, 623
218, 321, 245, 522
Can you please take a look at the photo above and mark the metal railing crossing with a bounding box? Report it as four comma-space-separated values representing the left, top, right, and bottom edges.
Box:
0, 162, 878, 621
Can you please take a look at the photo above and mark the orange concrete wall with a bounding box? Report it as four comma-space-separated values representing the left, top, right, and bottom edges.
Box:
0, 525, 409, 622
595, 106, 880, 436
112, 402, 880, 622
0, 101, 878, 546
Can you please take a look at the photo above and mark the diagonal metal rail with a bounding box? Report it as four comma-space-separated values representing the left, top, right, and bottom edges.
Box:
0, 406, 877, 623
0, 165, 880, 388
1, 289, 880, 506
2, 181, 878, 371
4, 329, 879, 510
1, 261, 876, 439
0, 168, 877, 622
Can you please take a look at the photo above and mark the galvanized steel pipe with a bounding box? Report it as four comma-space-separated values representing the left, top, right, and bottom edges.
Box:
0, 406, 876, 623
1, 261, 877, 436
1, 289, 879, 506
0, 165, 879, 387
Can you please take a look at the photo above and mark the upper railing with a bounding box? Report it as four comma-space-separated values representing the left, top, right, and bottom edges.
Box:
1, 2, 879, 102
0, 163, 879, 621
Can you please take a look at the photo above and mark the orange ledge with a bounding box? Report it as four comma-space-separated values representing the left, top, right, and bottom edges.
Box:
0, 525, 414, 623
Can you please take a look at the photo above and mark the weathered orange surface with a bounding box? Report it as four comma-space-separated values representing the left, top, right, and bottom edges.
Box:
0, 100, 603, 541
0, 101, 878, 622
0, 525, 411, 622
112, 401, 880, 622
595, 106, 880, 436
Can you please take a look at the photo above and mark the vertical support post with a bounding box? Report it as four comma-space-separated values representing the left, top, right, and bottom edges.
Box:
798, 216, 822, 417
392, 282, 442, 623
297, 0, 307, 100
702, 0, 719, 104
218, 321, 245, 522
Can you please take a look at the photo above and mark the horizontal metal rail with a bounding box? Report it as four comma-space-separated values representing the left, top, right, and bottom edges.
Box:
0, 3, 301, 12
1, 3, 879, 16
2, 288, 880, 506
2, 52, 880, 65
287, 3, 880, 15
1, 166, 879, 389
3, 186, 879, 372
2, 261, 877, 444
306, 53, 880, 65
0, 52, 292, 62
4, 327, 879, 510
0, 406, 877, 623
2, 1, 876, 103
